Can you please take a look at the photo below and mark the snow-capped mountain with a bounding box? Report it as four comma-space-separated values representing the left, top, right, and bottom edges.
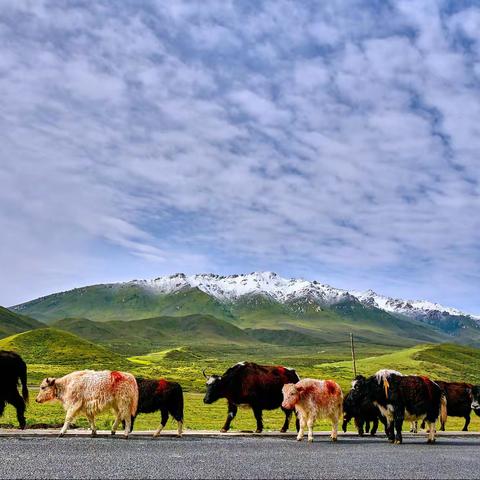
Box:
351, 289, 480, 321
129, 272, 479, 321
131, 272, 354, 305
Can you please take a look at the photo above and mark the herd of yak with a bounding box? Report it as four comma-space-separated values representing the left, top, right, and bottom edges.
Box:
2, 349, 480, 444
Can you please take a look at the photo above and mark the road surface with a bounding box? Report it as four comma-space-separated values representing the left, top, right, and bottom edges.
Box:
1, 435, 479, 479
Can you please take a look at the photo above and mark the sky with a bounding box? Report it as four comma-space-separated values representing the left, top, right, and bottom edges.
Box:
1, 0, 480, 313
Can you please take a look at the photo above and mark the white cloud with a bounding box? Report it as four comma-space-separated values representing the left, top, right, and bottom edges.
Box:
0, 0, 479, 312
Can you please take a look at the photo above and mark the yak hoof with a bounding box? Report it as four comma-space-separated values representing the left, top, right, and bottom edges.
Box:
255, 429, 262, 434
90, 432, 97, 438
220, 428, 228, 433
58, 433, 65, 438
111, 431, 116, 436
427, 438, 436, 444
394, 439, 402, 445
331, 437, 337, 442
297, 436, 303, 442
280, 428, 287, 433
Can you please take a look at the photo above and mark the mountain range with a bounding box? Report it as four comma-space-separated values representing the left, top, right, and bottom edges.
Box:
7, 272, 480, 349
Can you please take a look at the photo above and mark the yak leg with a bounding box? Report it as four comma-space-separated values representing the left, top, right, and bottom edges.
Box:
221, 402, 237, 433
306, 415, 315, 442
357, 418, 365, 436
297, 414, 306, 441
111, 415, 120, 435
59, 404, 81, 437
463, 414, 470, 432
342, 413, 351, 433
154, 409, 169, 437
253, 407, 263, 433
280, 407, 292, 433
331, 415, 339, 442
177, 419, 183, 437
392, 408, 404, 445
130, 415, 136, 433
426, 421, 436, 444
370, 417, 379, 436
122, 415, 136, 433
7, 390, 26, 430
385, 418, 395, 443
440, 417, 446, 431
86, 413, 97, 437
295, 411, 300, 432
123, 414, 132, 439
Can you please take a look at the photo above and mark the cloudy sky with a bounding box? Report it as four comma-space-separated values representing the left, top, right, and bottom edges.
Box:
1, 0, 479, 312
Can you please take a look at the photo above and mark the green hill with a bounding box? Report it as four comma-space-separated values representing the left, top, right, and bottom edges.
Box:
313, 343, 480, 386
12, 284, 236, 323
0, 328, 126, 367
0, 305, 44, 339
51, 317, 128, 342
51, 314, 257, 354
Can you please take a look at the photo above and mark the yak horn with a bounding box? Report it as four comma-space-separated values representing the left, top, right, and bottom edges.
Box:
202, 368, 208, 379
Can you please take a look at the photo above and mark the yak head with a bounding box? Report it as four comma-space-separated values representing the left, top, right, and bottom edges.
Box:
202, 369, 223, 404
281, 383, 301, 410
36, 378, 57, 403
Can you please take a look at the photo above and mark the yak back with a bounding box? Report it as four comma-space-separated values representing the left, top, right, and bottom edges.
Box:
221, 362, 299, 408
387, 375, 442, 416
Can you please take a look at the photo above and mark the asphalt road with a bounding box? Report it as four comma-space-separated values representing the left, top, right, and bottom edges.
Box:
1, 435, 479, 479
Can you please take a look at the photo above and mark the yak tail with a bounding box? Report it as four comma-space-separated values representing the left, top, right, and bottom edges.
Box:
20, 363, 29, 403
440, 394, 447, 426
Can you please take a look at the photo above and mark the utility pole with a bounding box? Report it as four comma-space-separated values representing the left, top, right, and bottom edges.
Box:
350, 332, 357, 377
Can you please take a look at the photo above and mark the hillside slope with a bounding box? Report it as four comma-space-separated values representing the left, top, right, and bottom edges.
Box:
0, 328, 126, 367
313, 343, 480, 385
0, 305, 44, 339
52, 314, 258, 354
13, 284, 235, 323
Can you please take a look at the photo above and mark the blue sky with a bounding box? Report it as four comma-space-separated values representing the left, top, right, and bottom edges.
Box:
1, 0, 480, 313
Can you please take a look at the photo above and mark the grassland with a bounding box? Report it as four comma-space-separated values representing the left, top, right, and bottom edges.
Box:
2, 331, 480, 432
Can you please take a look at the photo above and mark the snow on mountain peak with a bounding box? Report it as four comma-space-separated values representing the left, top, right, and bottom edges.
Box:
351, 289, 479, 320
130, 272, 479, 320
131, 272, 352, 305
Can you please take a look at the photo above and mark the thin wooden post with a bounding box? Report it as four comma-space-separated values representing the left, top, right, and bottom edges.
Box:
350, 332, 357, 377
